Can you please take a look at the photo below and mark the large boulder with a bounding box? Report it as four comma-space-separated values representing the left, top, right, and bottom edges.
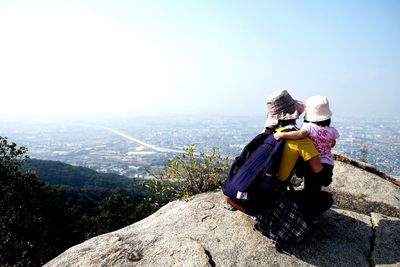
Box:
330, 153, 400, 217
45, 158, 400, 267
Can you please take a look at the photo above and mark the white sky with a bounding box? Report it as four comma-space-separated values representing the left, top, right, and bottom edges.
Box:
0, 3, 185, 116
0, 1, 399, 118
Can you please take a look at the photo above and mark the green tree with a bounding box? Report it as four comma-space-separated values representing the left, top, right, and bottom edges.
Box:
83, 194, 149, 238
146, 145, 229, 202
0, 136, 82, 267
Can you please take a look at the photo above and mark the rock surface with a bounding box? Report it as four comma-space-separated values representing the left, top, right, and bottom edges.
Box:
45, 158, 400, 267
370, 213, 400, 266
330, 155, 400, 218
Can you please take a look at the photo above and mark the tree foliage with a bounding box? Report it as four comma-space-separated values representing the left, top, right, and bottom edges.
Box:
146, 145, 229, 202
0, 136, 82, 266
82, 194, 156, 239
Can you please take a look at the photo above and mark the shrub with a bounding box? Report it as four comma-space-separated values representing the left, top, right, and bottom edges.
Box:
146, 145, 229, 202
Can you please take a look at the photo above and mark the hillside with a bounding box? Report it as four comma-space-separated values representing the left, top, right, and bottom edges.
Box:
22, 158, 133, 188
21, 158, 154, 215
45, 155, 400, 266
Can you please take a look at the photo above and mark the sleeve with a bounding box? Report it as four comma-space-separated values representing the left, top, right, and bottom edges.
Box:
301, 123, 311, 134
297, 138, 319, 161
332, 127, 340, 139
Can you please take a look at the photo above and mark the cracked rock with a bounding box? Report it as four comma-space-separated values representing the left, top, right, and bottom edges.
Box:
370, 213, 400, 266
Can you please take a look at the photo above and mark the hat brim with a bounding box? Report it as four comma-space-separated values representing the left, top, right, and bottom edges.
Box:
305, 111, 332, 122
265, 100, 305, 127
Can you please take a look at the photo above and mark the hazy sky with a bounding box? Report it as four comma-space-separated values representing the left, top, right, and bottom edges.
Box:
0, 0, 399, 118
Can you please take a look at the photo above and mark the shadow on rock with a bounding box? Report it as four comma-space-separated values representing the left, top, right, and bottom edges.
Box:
371, 214, 400, 266
290, 209, 372, 267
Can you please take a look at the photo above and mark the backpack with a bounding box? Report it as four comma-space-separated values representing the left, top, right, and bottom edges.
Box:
222, 128, 287, 214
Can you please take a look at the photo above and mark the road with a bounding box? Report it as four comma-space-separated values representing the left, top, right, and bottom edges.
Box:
102, 126, 185, 153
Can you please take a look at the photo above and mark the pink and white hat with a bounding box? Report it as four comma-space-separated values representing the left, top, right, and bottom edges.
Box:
304, 96, 332, 122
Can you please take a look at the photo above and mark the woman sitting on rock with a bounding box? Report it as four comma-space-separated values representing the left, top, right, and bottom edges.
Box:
224, 89, 333, 251
257, 89, 333, 250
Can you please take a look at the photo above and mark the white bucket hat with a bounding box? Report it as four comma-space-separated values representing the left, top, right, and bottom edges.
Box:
304, 96, 332, 122
265, 90, 305, 127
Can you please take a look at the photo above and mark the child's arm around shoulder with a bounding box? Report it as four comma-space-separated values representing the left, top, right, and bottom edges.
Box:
274, 128, 308, 140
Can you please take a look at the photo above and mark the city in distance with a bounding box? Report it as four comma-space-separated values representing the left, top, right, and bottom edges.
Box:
0, 115, 399, 180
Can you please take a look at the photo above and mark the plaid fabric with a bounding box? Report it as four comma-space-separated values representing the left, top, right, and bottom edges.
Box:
255, 192, 308, 246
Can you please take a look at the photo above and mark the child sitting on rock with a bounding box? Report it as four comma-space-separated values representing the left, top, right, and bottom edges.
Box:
274, 96, 340, 191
